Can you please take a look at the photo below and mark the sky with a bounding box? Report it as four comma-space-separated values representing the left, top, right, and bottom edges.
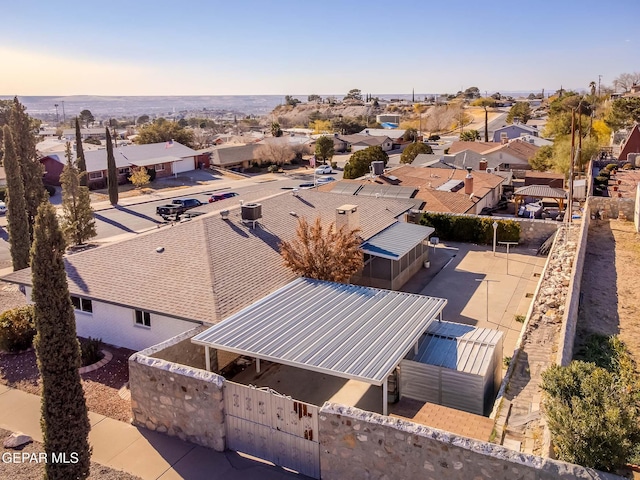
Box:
1, 0, 638, 96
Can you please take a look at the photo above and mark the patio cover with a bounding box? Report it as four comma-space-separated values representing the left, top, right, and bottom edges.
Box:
192, 278, 446, 388
361, 222, 434, 260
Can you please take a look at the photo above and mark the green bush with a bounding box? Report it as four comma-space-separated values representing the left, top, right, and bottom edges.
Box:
542, 335, 640, 471
593, 175, 609, 185
0, 305, 36, 352
79, 337, 103, 367
598, 169, 611, 178
419, 213, 520, 244
331, 161, 338, 169
605, 163, 618, 171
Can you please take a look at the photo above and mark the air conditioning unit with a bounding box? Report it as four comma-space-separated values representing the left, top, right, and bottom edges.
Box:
486, 167, 495, 174
241, 203, 262, 221
371, 161, 385, 175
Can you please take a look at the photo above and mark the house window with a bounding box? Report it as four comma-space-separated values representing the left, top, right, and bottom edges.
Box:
155, 163, 164, 171
70, 296, 93, 313
134, 310, 151, 327
88, 171, 103, 180
118, 167, 130, 175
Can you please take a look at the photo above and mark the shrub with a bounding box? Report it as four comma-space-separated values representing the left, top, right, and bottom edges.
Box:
147, 168, 157, 182
514, 314, 526, 323
0, 305, 36, 352
543, 335, 640, 471
593, 175, 609, 185
598, 169, 610, 178
428, 134, 440, 141
605, 163, 618, 171
267, 165, 279, 173
79, 337, 103, 367
331, 161, 338, 169
419, 213, 520, 244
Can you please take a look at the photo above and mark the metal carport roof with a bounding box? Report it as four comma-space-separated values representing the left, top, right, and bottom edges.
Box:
192, 278, 447, 387
360, 222, 435, 260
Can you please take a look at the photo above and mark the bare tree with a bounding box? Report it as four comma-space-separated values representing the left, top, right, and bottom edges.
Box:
279, 217, 363, 282
191, 128, 215, 149
425, 105, 462, 133
255, 138, 294, 165
613, 72, 640, 93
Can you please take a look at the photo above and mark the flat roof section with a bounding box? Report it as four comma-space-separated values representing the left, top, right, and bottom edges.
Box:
192, 278, 447, 386
361, 222, 435, 260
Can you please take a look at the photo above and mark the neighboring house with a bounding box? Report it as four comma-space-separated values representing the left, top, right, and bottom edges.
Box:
40, 155, 65, 186
411, 154, 453, 168
1, 191, 421, 351
618, 124, 640, 163
339, 134, 393, 152
492, 123, 539, 143
62, 128, 126, 141
442, 150, 501, 171
524, 171, 564, 189
359, 128, 406, 141
210, 144, 257, 170
318, 165, 507, 215
78, 141, 202, 188
310, 134, 347, 153
482, 140, 539, 171
509, 135, 552, 148
447, 141, 496, 155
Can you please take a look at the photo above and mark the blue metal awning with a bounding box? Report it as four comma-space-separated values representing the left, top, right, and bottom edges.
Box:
361, 222, 434, 260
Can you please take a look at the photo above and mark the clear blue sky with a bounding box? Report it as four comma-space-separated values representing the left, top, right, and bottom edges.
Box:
1, 0, 638, 96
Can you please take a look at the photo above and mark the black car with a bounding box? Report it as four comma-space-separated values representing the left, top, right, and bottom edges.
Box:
209, 192, 239, 203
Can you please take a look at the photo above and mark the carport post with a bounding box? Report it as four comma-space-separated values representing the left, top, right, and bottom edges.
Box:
414, 341, 419, 355
256, 358, 261, 374
492, 221, 498, 256
205, 346, 211, 372
383, 378, 388, 416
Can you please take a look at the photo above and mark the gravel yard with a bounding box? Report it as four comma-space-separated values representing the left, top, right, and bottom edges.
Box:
0, 281, 133, 423
0, 427, 141, 480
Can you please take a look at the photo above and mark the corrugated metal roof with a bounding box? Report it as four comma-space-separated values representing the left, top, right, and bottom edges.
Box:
83, 141, 197, 172
361, 222, 434, 260
357, 184, 416, 199
192, 278, 447, 385
413, 321, 503, 376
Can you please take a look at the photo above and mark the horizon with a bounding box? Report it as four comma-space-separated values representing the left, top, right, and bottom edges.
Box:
2, 0, 638, 96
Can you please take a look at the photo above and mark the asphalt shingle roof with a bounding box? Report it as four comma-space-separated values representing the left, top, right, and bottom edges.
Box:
82, 142, 197, 172
3, 191, 415, 324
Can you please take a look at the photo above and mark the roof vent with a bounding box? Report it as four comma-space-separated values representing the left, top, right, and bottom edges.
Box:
156, 247, 165, 253
220, 209, 230, 220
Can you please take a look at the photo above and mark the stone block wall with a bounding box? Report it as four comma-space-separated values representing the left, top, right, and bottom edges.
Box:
148, 325, 210, 371
589, 196, 635, 220
319, 404, 623, 480
511, 217, 560, 245
129, 328, 226, 451
557, 207, 590, 366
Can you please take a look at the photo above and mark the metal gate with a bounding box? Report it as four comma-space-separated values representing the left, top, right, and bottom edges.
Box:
224, 381, 320, 479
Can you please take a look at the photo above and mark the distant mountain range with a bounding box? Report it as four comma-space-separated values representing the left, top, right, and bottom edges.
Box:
1, 92, 550, 121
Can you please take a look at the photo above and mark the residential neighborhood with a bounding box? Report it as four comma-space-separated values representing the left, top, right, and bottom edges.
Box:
2, 5, 640, 479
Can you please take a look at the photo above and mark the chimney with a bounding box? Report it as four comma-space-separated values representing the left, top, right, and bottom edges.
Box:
479, 158, 488, 171
464, 168, 474, 195
336, 204, 359, 232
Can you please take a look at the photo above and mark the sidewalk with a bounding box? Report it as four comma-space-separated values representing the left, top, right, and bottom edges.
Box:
0, 385, 304, 480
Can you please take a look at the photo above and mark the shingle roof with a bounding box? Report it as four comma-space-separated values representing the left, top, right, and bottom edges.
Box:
2, 191, 415, 324
210, 144, 257, 166
483, 139, 539, 162
447, 141, 496, 155
513, 185, 567, 198
340, 134, 391, 147
82, 142, 197, 172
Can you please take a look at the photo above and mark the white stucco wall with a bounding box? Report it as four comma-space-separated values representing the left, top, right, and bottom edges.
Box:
23, 287, 199, 351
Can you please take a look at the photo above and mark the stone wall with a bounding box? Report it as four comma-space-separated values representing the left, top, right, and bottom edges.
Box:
319, 404, 623, 480
129, 328, 226, 451
148, 325, 211, 371
557, 206, 590, 366
589, 196, 635, 220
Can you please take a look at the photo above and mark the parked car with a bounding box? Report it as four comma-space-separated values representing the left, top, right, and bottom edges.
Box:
156, 198, 203, 218
298, 183, 316, 189
315, 176, 336, 185
315, 165, 332, 175
0, 201, 5, 215
209, 192, 239, 203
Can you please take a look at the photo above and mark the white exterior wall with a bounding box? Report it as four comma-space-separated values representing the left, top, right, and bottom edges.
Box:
172, 156, 195, 174
23, 287, 199, 351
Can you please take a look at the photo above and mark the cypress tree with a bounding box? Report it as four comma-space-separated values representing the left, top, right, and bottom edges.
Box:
2, 126, 30, 270
60, 143, 96, 246
9, 97, 47, 237
105, 128, 118, 205
75, 118, 87, 187
31, 202, 91, 480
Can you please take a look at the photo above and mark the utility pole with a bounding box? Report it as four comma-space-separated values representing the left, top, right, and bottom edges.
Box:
567, 108, 576, 223
598, 75, 602, 97
61, 101, 66, 125
54, 104, 59, 125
